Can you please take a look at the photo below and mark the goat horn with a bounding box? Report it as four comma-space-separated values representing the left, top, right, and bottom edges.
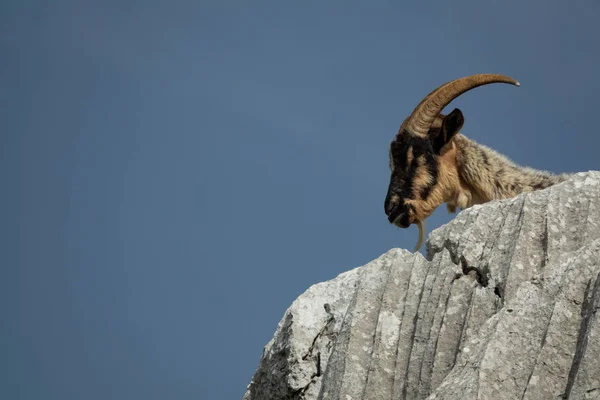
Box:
403, 74, 520, 137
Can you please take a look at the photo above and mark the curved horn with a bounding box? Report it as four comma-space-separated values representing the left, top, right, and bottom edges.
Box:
403, 74, 520, 137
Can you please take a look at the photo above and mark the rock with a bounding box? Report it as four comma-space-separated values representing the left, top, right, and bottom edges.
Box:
244, 171, 600, 400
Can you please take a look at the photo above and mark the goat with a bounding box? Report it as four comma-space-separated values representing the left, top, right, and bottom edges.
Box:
384, 74, 569, 251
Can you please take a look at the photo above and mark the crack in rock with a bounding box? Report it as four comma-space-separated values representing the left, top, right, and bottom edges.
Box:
244, 171, 600, 400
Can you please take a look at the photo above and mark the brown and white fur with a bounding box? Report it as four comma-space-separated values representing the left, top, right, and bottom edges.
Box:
384, 75, 569, 250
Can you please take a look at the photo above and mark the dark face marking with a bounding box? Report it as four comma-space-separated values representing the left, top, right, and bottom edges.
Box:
384, 134, 438, 227
419, 152, 438, 199
384, 110, 464, 228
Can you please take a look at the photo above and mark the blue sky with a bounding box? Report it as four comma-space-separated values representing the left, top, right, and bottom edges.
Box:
2, 1, 599, 399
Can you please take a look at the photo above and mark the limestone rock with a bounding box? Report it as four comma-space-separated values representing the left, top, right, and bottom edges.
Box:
244, 171, 600, 400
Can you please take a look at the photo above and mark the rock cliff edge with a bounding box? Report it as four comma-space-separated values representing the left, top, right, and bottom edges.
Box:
245, 171, 600, 400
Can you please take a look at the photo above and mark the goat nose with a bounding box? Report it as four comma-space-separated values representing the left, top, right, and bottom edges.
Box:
385, 203, 393, 216
385, 197, 398, 216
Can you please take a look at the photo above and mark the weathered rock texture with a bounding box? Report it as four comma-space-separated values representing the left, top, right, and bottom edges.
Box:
244, 171, 600, 400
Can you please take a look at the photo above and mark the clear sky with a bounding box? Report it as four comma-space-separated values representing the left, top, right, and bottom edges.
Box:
2, 1, 599, 399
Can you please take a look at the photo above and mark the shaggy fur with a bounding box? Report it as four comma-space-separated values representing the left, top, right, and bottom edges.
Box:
385, 109, 569, 228
451, 134, 569, 209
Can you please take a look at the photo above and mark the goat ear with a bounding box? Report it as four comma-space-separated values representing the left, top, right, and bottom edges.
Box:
431, 108, 464, 154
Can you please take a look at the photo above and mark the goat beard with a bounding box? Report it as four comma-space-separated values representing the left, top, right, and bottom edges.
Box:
414, 220, 426, 252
